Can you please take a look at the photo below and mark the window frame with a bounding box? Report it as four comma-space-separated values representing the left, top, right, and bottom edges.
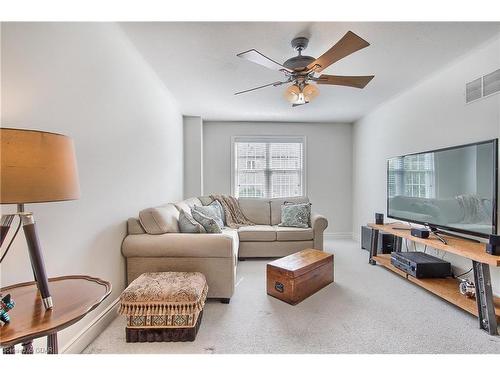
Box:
230, 135, 307, 199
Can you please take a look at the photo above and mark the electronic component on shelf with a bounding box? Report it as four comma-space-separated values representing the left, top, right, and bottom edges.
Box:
361, 226, 394, 254
486, 234, 500, 255
390, 251, 452, 279
411, 227, 430, 239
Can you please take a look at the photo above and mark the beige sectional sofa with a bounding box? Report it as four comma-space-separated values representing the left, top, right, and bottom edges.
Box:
122, 195, 328, 302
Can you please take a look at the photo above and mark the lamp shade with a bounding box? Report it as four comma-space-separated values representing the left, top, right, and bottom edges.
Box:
1, 128, 80, 204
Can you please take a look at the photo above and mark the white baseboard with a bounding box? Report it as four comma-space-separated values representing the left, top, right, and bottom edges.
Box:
61, 297, 120, 354
323, 232, 353, 240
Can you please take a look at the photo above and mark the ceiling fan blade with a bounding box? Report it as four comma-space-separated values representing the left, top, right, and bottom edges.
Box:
234, 81, 288, 95
237, 49, 292, 72
316, 74, 374, 89
307, 31, 370, 73
292, 102, 309, 107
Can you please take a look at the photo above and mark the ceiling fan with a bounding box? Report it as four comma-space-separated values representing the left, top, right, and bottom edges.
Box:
235, 31, 374, 107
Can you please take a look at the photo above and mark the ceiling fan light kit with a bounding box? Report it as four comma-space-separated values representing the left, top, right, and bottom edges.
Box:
284, 84, 319, 106
235, 31, 375, 107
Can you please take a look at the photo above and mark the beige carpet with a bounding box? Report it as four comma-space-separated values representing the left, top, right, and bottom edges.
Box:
84, 239, 500, 354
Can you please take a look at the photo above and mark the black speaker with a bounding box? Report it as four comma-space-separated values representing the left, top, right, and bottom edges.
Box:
361, 226, 394, 254
411, 228, 430, 239
486, 234, 500, 255
375, 213, 384, 225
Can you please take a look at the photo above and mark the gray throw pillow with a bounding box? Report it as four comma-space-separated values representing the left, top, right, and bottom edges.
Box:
193, 201, 225, 228
279, 202, 311, 228
178, 209, 206, 233
192, 209, 222, 233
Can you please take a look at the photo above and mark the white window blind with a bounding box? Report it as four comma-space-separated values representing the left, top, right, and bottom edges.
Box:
233, 136, 305, 198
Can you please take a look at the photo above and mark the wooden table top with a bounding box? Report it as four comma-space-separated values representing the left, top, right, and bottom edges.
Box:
0, 275, 111, 347
267, 249, 333, 278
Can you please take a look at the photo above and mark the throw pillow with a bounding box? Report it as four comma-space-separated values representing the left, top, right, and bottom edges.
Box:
193, 201, 225, 228
192, 209, 222, 233
279, 202, 311, 228
178, 209, 206, 233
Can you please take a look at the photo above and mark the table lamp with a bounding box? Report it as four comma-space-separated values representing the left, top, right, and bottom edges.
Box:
1, 128, 80, 310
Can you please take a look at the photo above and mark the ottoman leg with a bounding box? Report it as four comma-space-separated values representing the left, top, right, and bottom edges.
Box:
220, 298, 230, 304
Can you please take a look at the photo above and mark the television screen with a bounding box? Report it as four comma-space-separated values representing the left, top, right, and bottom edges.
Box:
387, 139, 497, 237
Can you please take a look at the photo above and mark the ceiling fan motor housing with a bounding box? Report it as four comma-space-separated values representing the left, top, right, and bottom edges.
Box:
284, 55, 315, 70
285, 37, 315, 71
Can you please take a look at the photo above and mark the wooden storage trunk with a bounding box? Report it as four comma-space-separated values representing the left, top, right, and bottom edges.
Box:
266, 249, 334, 305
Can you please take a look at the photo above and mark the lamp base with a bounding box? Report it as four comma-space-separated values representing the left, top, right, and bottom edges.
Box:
20, 212, 53, 310
42, 296, 53, 309
1, 205, 53, 311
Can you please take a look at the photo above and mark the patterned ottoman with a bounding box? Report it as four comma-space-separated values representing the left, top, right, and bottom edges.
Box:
119, 272, 208, 342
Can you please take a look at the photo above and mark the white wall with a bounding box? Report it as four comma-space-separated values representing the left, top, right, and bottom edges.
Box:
203, 121, 353, 236
352, 34, 500, 291
183, 116, 204, 198
1, 23, 183, 350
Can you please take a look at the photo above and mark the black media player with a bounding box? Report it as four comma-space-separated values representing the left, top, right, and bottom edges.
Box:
390, 251, 451, 279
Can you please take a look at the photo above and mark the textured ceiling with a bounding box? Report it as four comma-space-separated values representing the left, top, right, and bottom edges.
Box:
120, 22, 500, 122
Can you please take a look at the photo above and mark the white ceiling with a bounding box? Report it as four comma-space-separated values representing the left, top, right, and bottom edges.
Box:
120, 22, 500, 123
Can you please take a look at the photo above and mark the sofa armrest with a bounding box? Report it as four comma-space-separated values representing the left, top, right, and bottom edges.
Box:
311, 213, 328, 250
122, 232, 235, 258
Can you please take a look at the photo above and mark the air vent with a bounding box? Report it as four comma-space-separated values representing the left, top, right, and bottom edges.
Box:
466, 68, 500, 104
466, 78, 482, 103
483, 68, 500, 97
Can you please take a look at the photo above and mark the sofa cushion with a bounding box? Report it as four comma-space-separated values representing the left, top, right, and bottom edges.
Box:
174, 197, 203, 215
139, 204, 180, 234
238, 225, 276, 242
193, 200, 225, 227
192, 209, 222, 233
270, 197, 309, 225
178, 209, 206, 233
279, 202, 311, 228
275, 226, 314, 241
198, 196, 214, 205
238, 198, 271, 225
127, 218, 146, 235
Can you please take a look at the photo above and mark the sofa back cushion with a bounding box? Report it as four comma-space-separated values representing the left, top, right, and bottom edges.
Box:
198, 196, 214, 205
270, 197, 310, 225
139, 203, 180, 234
174, 197, 203, 215
238, 198, 271, 225
127, 218, 146, 235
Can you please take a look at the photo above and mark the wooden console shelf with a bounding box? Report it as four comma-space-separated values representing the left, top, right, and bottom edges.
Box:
369, 223, 500, 266
373, 254, 500, 322
367, 223, 500, 335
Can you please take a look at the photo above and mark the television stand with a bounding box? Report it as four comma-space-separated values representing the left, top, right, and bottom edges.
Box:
368, 223, 500, 335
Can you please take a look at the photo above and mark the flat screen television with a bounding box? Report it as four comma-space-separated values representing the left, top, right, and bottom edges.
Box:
387, 139, 498, 238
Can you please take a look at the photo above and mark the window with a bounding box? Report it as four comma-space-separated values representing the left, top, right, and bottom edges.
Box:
232, 136, 305, 198
388, 153, 435, 199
